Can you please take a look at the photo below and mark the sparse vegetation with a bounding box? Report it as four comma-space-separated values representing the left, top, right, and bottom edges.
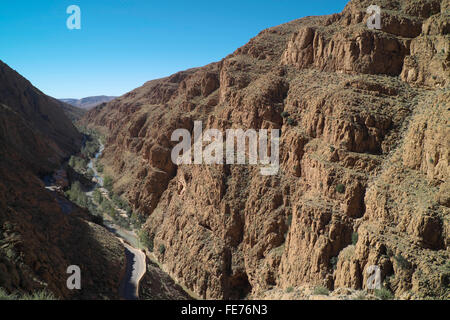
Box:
104, 176, 114, 192
353, 291, 366, 300
336, 183, 345, 194
131, 211, 146, 228
339, 245, 355, 261
351, 232, 358, 245
286, 286, 294, 293
96, 161, 104, 173
139, 229, 154, 251
0, 288, 15, 300
93, 188, 103, 205
159, 244, 166, 255
286, 214, 292, 227
0, 288, 56, 300
374, 287, 394, 300
22, 290, 57, 300
386, 247, 394, 257
394, 254, 411, 270
111, 193, 132, 214
100, 198, 131, 229
65, 181, 88, 208
281, 111, 290, 118
68, 155, 88, 174
81, 139, 100, 159
330, 256, 338, 270
313, 286, 330, 296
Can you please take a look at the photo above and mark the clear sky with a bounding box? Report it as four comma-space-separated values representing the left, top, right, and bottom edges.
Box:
0, 0, 348, 99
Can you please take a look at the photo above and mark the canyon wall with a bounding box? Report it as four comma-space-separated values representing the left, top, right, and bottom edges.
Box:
0, 60, 126, 299
83, 0, 449, 299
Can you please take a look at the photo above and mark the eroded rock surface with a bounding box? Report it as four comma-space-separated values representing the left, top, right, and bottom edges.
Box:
82, 0, 449, 299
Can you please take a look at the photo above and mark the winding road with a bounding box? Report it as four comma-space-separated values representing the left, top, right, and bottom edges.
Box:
87, 143, 147, 300
119, 242, 146, 300
45, 141, 147, 299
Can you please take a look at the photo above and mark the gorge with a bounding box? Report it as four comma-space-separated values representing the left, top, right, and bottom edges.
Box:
0, 0, 449, 301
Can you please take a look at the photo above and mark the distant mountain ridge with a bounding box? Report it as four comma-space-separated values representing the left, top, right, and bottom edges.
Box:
60, 96, 117, 110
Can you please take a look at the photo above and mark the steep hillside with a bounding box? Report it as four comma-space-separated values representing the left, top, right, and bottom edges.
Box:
82, 0, 449, 299
60, 102, 86, 122
0, 60, 125, 299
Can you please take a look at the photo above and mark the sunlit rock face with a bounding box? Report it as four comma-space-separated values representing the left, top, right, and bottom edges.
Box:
82, 0, 449, 300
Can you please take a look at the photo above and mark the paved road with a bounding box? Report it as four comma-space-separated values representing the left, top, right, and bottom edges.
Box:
119, 242, 146, 300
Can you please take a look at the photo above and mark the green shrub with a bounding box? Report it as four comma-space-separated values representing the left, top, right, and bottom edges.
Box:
444, 261, 450, 272
351, 232, 358, 245
21, 290, 56, 300
352, 291, 367, 300
339, 245, 355, 261
330, 256, 338, 270
81, 139, 100, 159
374, 287, 394, 300
394, 254, 411, 270
158, 244, 166, 255
68, 156, 89, 173
286, 214, 292, 227
313, 286, 330, 296
0, 288, 15, 300
286, 118, 295, 126
139, 230, 154, 251
0, 288, 56, 300
286, 287, 294, 293
131, 212, 146, 228
104, 176, 114, 191
93, 189, 103, 204
65, 181, 88, 208
386, 247, 394, 257
6, 248, 16, 260
281, 111, 290, 118
68, 156, 76, 168
336, 183, 345, 194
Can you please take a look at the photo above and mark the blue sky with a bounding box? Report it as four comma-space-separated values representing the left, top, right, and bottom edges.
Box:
0, 0, 348, 99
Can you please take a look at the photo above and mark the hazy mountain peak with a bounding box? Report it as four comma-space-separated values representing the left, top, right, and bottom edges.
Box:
60, 96, 117, 110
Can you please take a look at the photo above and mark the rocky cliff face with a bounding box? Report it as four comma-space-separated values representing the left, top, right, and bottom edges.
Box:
82, 0, 449, 299
0, 60, 125, 299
